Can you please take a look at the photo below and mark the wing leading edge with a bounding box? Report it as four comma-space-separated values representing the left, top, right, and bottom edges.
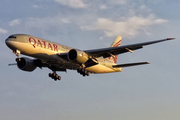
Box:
85, 38, 175, 58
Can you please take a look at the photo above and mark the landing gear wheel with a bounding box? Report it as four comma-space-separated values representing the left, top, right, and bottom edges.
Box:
57, 76, 61, 80
49, 73, 52, 77
55, 74, 58, 78
54, 78, 57, 81
48, 72, 61, 81
77, 68, 91, 77
15, 58, 21, 62
52, 72, 56, 77
87, 72, 90, 76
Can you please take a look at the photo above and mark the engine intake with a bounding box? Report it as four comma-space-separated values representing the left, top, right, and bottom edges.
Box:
68, 49, 89, 63
17, 57, 37, 72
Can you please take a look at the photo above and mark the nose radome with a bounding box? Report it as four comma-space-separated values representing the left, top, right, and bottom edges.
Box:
5, 37, 16, 50
5, 38, 10, 46
5, 35, 17, 47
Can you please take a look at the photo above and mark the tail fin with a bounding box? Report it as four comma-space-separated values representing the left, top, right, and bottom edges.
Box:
111, 36, 122, 47
108, 36, 122, 63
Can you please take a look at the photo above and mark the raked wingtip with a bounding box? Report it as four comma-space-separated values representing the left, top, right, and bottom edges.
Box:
167, 38, 176, 40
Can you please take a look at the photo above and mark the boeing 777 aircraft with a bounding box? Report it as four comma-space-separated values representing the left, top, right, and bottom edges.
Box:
5, 34, 175, 81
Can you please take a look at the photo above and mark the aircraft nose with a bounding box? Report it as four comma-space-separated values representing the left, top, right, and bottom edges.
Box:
5, 38, 10, 46
5, 35, 17, 49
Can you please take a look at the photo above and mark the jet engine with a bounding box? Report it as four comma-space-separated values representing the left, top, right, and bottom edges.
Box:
68, 49, 89, 63
17, 57, 37, 72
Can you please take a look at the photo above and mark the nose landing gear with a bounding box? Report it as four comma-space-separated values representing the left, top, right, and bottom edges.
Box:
13, 50, 21, 62
49, 72, 61, 81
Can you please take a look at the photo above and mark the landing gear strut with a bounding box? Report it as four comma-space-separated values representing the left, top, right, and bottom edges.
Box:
49, 72, 61, 81
13, 50, 21, 62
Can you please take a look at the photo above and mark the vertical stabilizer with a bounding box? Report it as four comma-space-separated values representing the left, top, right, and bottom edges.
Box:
111, 36, 122, 47
108, 36, 122, 63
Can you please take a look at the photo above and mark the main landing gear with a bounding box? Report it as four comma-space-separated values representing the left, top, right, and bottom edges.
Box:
49, 72, 61, 81
77, 68, 90, 77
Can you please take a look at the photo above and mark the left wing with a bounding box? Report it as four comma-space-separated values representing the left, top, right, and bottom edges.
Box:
112, 62, 150, 68
84, 38, 175, 58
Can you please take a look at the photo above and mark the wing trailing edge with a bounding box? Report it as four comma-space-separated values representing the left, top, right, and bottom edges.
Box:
112, 62, 150, 68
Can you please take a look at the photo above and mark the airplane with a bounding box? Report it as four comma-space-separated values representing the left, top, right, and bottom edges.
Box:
5, 34, 175, 81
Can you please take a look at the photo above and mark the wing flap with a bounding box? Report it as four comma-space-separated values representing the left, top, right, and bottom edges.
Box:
84, 58, 98, 68
112, 62, 150, 68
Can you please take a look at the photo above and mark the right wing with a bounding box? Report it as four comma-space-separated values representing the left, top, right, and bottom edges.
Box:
85, 38, 175, 58
56, 38, 175, 69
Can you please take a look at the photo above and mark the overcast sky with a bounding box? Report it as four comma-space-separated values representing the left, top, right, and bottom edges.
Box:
1, 0, 180, 120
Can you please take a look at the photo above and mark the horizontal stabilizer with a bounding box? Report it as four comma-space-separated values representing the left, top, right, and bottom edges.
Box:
112, 62, 150, 68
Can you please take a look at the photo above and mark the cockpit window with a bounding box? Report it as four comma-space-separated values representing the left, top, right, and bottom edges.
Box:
8, 35, 16, 39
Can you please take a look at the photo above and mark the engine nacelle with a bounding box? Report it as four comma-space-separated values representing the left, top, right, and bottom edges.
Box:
17, 57, 37, 72
68, 49, 89, 63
